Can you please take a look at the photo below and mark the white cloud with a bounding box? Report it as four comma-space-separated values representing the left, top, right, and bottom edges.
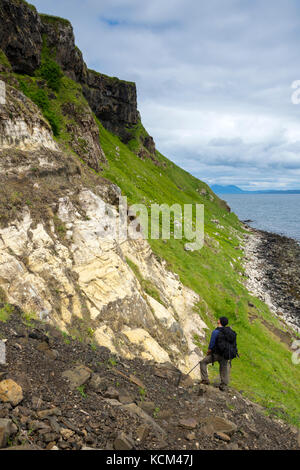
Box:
30, 0, 300, 189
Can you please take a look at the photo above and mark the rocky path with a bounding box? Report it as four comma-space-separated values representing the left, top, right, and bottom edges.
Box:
244, 228, 300, 333
0, 307, 299, 451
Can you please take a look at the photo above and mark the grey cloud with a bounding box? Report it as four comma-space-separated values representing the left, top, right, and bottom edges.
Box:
30, 0, 300, 189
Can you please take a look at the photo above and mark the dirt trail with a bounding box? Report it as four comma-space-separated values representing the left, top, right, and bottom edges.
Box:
0, 307, 299, 451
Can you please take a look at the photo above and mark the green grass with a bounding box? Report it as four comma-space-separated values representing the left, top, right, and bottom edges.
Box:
2, 52, 299, 427
107, 357, 118, 367
76, 385, 87, 398
0, 304, 14, 323
22, 310, 37, 328
39, 14, 71, 27
88, 68, 135, 86
97, 120, 300, 427
126, 257, 166, 306
18, 77, 61, 136
0, 49, 12, 70
39, 59, 63, 93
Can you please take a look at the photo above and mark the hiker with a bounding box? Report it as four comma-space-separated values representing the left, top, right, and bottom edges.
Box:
200, 316, 238, 391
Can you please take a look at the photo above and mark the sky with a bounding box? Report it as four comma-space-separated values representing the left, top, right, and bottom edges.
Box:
30, 0, 300, 190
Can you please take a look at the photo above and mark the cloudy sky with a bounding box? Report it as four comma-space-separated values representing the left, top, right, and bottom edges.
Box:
31, 0, 300, 190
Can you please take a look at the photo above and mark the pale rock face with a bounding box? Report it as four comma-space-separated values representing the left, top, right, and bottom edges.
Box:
94, 325, 119, 356
0, 75, 208, 375
122, 327, 171, 363
146, 295, 178, 330
0, 86, 58, 152
0, 118, 58, 151
0, 187, 207, 375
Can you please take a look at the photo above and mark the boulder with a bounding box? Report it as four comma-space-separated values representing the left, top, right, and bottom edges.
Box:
136, 424, 149, 443
202, 416, 237, 437
179, 417, 198, 430
61, 365, 92, 390
114, 432, 134, 451
37, 407, 62, 419
60, 428, 75, 440
186, 432, 196, 441
118, 393, 134, 405
214, 432, 231, 442
0, 418, 17, 448
0, 340, 6, 365
137, 401, 156, 415
36, 342, 58, 360
88, 374, 108, 393
0, 379, 23, 406
103, 387, 119, 400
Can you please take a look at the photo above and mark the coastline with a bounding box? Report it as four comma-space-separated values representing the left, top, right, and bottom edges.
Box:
243, 226, 300, 334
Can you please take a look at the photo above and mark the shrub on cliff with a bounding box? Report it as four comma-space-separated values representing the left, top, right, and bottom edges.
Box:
39, 59, 63, 92
18, 78, 61, 136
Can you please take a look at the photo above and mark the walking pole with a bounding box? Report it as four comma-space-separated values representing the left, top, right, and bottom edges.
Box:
176, 359, 201, 387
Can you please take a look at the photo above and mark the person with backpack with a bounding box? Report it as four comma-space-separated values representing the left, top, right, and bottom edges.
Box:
200, 316, 238, 391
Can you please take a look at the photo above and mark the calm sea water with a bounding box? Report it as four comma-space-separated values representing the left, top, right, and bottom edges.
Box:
222, 194, 300, 243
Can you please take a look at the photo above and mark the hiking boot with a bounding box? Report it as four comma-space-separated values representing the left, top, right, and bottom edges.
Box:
219, 384, 227, 392
200, 380, 210, 386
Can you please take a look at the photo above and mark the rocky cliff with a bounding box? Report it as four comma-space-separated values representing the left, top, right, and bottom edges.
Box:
0, 0, 42, 74
0, 0, 300, 432
0, 81, 207, 376
0, 1, 145, 146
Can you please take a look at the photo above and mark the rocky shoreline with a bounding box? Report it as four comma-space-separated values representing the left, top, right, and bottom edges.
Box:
244, 227, 300, 334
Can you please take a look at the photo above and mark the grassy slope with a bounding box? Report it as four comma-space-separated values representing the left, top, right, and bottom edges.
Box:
0, 45, 299, 427
99, 122, 300, 426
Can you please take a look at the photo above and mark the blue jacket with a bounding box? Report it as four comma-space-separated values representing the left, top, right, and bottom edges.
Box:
208, 328, 222, 350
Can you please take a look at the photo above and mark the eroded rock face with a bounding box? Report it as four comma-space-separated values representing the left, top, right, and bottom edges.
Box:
62, 102, 107, 171
0, 0, 149, 146
0, 82, 107, 171
0, 85, 58, 151
0, 2, 206, 375
0, 186, 207, 375
0, 0, 42, 74
40, 15, 87, 84
83, 70, 138, 141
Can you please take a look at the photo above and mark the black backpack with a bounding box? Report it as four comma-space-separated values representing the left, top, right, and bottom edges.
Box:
214, 327, 238, 361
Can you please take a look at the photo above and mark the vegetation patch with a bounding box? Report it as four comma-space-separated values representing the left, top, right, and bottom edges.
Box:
0, 287, 7, 304
0, 49, 12, 70
18, 77, 61, 136
98, 120, 300, 427
39, 13, 71, 27
0, 304, 14, 323
126, 258, 166, 306
39, 59, 63, 93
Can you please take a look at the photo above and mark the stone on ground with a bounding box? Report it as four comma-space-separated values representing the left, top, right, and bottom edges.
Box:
61, 365, 92, 389
0, 379, 23, 406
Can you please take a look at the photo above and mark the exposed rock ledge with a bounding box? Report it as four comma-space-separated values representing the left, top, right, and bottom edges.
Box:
0, 192, 207, 377
244, 227, 300, 334
0, 85, 58, 151
0, 75, 207, 378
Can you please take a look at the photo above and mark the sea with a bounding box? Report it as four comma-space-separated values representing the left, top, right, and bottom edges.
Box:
221, 194, 300, 243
